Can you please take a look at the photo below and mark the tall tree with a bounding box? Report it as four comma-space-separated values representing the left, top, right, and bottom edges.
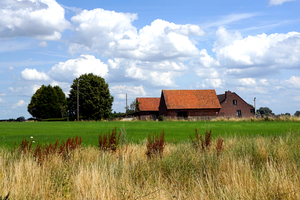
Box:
256, 107, 273, 116
294, 111, 300, 117
28, 85, 67, 119
68, 73, 114, 120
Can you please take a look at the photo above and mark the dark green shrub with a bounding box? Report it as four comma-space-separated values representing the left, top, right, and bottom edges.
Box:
158, 115, 163, 121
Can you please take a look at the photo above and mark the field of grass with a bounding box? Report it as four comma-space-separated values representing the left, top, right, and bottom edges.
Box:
0, 121, 300, 148
1, 130, 300, 199
1, 120, 300, 148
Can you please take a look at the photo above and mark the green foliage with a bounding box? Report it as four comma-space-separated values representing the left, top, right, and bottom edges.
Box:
125, 99, 140, 115
158, 115, 163, 121
257, 107, 273, 116
27, 85, 67, 119
67, 73, 114, 120
295, 110, 300, 117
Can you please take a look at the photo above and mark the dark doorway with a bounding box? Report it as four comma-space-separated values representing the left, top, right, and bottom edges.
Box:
177, 111, 187, 118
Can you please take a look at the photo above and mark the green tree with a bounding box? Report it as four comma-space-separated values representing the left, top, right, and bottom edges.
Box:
68, 73, 114, 120
27, 85, 67, 119
256, 107, 273, 116
125, 99, 140, 115
294, 111, 300, 117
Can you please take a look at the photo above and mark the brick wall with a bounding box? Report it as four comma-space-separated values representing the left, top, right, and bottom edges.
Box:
219, 91, 254, 118
166, 109, 220, 117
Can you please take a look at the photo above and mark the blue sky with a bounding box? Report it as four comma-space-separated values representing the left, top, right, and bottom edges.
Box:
0, 0, 300, 119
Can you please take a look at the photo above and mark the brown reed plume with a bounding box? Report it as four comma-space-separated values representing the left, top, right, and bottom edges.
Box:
216, 138, 224, 156
98, 127, 121, 152
18, 138, 33, 154
189, 129, 212, 152
33, 136, 82, 163
145, 130, 166, 159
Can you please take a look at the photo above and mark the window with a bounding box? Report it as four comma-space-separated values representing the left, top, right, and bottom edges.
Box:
250, 109, 255, 113
237, 110, 242, 117
233, 100, 237, 105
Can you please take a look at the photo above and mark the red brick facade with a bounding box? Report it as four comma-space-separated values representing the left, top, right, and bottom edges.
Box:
218, 91, 254, 118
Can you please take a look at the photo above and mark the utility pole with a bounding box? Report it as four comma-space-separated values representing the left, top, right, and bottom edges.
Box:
77, 79, 81, 121
254, 97, 256, 116
126, 93, 127, 117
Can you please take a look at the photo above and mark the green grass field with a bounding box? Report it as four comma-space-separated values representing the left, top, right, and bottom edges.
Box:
1, 120, 300, 148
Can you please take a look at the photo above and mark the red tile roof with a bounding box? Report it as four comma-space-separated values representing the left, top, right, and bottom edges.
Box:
137, 98, 160, 111
162, 90, 221, 109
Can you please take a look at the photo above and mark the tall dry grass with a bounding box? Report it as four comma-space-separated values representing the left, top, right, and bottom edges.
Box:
1, 132, 300, 199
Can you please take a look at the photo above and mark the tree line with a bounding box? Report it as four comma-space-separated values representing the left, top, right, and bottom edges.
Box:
27, 73, 114, 120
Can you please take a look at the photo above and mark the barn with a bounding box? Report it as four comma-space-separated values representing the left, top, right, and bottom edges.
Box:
158, 90, 221, 118
136, 98, 160, 120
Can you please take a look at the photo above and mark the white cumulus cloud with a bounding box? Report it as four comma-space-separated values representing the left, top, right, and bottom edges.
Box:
214, 27, 300, 69
69, 8, 204, 61
268, 0, 296, 6
285, 76, 300, 88
12, 99, 26, 109
48, 54, 109, 82
0, 0, 70, 40
21, 68, 50, 81
110, 85, 146, 99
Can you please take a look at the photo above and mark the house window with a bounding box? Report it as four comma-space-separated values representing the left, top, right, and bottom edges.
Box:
250, 109, 255, 113
237, 110, 242, 117
233, 100, 237, 105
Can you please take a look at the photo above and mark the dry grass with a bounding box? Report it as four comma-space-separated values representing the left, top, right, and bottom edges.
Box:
1, 132, 300, 199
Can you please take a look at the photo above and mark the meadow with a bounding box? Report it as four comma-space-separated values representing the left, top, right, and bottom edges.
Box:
1, 120, 300, 148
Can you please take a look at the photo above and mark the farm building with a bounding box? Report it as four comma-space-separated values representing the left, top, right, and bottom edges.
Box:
158, 90, 221, 118
136, 98, 160, 120
217, 91, 255, 118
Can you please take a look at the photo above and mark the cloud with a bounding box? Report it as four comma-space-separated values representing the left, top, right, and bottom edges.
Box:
201, 79, 224, 88
238, 78, 256, 86
285, 76, 300, 88
69, 8, 138, 55
0, 0, 70, 40
69, 8, 204, 61
21, 68, 50, 81
38, 41, 48, 47
292, 96, 300, 101
268, 0, 296, 6
12, 99, 26, 109
191, 49, 220, 78
214, 27, 300, 71
110, 85, 146, 99
0, 98, 4, 103
48, 54, 108, 82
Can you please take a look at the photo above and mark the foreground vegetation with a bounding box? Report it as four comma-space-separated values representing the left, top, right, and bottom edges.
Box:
1, 130, 300, 199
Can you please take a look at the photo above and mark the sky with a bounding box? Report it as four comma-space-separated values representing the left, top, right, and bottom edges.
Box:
0, 0, 300, 119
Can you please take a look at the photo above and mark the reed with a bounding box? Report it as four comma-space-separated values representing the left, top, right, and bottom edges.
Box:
1, 132, 300, 199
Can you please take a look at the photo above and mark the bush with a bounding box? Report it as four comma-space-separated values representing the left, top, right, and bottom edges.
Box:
158, 115, 163, 121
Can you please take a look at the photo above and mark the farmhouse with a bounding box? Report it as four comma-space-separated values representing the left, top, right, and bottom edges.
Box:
158, 89, 221, 118
135, 89, 254, 120
136, 97, 160, 120
217, 91, 255, 118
